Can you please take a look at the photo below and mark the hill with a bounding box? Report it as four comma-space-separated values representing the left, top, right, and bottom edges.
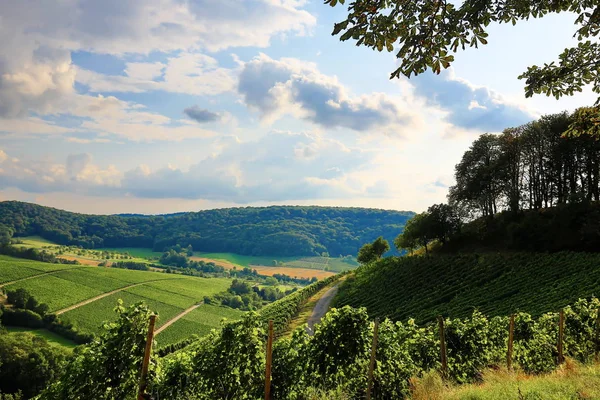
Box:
333, 252, 600, 324
0, 201, 414, 257
0, 255, 239, 347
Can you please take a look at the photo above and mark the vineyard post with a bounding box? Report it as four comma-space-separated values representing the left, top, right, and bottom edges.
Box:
595, 308, 600, 361
558, 309, 565, 365
438, 315, 448, 379
137, 314, 157, 400
265, 320, 274, 400
366, 318, 380, 400
507, 314, 514, 370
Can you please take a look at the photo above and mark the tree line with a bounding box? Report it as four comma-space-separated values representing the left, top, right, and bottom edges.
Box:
0, 202, 413, 257
391, 106, 600, 255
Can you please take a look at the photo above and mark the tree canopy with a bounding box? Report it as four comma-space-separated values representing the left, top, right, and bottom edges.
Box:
357, 236, 390, 264
326, 0, 600, 101
0, 202, 413, 257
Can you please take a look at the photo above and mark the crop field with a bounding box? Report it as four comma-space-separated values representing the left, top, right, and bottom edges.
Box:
335, 252, 600, 324
156, 303, 244, 346
0, 255, 237, 345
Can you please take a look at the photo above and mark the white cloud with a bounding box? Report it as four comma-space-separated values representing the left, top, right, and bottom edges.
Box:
0, 0, 314, 118
411, 69, 536, 132
76, 53, 236, 96
237, 54, 421, 135
0, 152, 121, 194
0, 131, 378, 202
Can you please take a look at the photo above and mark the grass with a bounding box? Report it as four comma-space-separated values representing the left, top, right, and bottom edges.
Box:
410, 360, 600, 400
12, 236, 58, 249
156, 303, 244, 347
5, 326, 77, 350
285, 284, 333, 335
195, 252, 357, 273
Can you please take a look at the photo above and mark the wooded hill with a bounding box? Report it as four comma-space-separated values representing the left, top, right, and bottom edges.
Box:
0, 201, 414, 257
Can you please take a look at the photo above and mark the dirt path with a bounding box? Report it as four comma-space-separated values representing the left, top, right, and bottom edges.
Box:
307, 284, 339, 334
155, 302, 203, 335
55, 278, 180, 315
0, 267, 89, 288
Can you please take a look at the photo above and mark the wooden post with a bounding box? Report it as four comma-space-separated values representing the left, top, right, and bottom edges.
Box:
265, 320, 274, 400
595, 308, 600, 362
438, 315, 448, 379
366, 318, 380, 400
558, 309, 565, 365
507, 314, 515, 370
137, 314, 157, 400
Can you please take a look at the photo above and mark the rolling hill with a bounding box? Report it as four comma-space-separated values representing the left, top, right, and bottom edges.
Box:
0, 201, 414, 257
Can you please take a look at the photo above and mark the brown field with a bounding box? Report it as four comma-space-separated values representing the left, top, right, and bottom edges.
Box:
190, 257, 336, 280
57, 256, 102, 266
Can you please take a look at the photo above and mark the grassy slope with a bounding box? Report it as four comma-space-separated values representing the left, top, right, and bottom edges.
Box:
334, 252, 600, 324
411, 361, 600, 400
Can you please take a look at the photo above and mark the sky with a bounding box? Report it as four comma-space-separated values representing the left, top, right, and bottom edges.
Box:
0, 0, 596, 215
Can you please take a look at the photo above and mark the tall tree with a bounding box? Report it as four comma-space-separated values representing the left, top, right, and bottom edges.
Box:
326, 0, 600, 102
449, 134, 503, 218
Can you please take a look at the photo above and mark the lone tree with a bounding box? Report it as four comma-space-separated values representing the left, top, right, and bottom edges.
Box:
326, 0, 600, 101
357, 236, 390, 264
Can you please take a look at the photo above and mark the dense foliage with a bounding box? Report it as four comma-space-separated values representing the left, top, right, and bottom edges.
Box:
334, 252, 600, 324
357, 236, 390, 264
0, 244, 79, 264
40, 301, 154, 400
0, 330, 69, 399
0, 201, 413, 257
326, 0, 600, 103
158, 298, 600, 399
450, 111, 600, 217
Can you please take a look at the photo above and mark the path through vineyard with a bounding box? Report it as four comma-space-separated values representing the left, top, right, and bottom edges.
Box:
55, 278, 183, 315
307, 284, 339, 333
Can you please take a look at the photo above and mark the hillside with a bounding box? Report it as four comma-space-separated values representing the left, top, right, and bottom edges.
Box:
333, 252, 600, 324
0, 201, 414, 257
0, 255, 239, 347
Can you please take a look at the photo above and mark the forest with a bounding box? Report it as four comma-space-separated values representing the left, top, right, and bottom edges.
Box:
393, 107, 600, 254
0, 203, 414, 257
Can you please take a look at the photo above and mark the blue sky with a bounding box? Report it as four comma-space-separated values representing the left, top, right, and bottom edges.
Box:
0, 1, 595, 214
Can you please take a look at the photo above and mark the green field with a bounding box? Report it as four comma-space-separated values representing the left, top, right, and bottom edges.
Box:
5, 326, 77, 349
156, 303, 244, 346
100, 247, 163, 259
0, 255, 236, 346
12, 238, 358, 273
194, 252, 357, 273
334, 252, 600, 324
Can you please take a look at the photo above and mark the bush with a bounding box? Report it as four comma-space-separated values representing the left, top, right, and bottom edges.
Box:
1, 308, 43, 329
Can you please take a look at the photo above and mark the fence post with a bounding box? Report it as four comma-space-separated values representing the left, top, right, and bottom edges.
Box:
265, 320, 274, 400
438, 315, 448, 379
137, 314, 157, 400
507, 314, 515, 370
558, 309, 565, 365
366, 318, 380, 400
595, 308, 600, 362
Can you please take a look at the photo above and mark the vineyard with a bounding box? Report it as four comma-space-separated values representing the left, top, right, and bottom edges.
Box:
334, 252, 600, 324
0, 255, 236, 347
37, 296, 600, 399
258, 274, 342, 334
